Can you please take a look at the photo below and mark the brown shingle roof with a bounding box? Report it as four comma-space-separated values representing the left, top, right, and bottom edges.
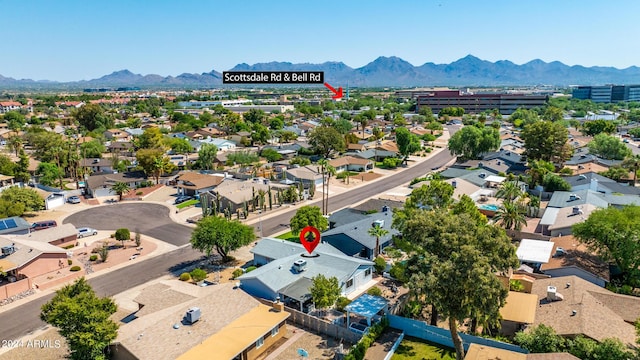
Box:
176, 172, 224, 190
540, 235, 610, 282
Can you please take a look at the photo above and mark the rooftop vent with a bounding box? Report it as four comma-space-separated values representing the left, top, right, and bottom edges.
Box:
568, 194, 581, 201
184, 307, 201, 324
546, 286, 564, 302
572, 206, 583, 215
382, 205, 390, 213
452, 180, 457, 188
555, 247, 567, 257
578, 174, 587, 180
292, 259, 307, 273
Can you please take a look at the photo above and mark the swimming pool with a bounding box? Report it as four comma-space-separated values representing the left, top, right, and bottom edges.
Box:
479, 204, 499, 211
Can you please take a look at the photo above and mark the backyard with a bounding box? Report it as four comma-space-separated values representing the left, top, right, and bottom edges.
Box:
276, 230, 298, 242
391, 336, 455, 360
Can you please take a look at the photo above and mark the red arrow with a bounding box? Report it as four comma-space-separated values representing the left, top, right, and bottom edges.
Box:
324, 82, 343, 100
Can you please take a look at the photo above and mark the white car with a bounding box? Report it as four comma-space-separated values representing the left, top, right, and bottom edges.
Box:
77, 227, 98, 238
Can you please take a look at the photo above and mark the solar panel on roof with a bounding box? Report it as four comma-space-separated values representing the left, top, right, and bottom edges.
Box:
0, 223, 8, 230
5, 219, 17, 228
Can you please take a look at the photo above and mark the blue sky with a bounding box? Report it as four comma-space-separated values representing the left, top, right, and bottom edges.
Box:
4, 0, 640, 81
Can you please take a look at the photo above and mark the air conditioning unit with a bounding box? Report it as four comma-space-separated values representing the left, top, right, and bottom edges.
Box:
185, 307, 201, 324
372, 219, 384, 228
292, 259, 307, 273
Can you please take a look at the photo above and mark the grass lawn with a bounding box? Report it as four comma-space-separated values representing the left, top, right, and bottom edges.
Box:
176, 199, 199, 209
391, 336, 456, 360
275, 231, 299, 242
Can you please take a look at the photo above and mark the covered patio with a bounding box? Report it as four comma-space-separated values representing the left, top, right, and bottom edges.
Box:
279, 277, 314, 312
345, 294, 389, 329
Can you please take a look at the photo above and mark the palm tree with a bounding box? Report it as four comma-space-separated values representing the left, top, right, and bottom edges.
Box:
317, 159, 328, 214
494, 201, 527, 231
622, 154, 640, 186
7, 135, 23, 157
495, 181, 522, 204
111, 182, 131, 201
368, 225, 389, 258
324, 164, 336, 215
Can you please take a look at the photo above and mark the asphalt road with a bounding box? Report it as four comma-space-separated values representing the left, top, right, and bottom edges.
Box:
1, 126, 458, 340
63, 203, 193, 246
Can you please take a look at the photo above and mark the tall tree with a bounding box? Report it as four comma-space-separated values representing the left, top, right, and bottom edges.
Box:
406, 180, 454, 210
622, 154, 640, 186
36, 162, 63, 187
6, 135, 23, 157
197, 143, 218, 170
494, 201, 528, 231
495, 181, 523, 203
587, 134, 632, 160
582, 119, 617, 136
395, 127, 421, 165
309, 275, 341, 313
72, 103, 112, 131
573, 205, 640, 284
308, 127, 345, 159
393, 211, 518, 360
190, 215, 255, 261
368, 224, 389, 258
447, 125, 499, 160
111, 182, 130, 201
521, 120, 572, 164
136, 148, 172, 184
40, 277, 118, 360
136, 127, 165, 150
290, 205, 328, 235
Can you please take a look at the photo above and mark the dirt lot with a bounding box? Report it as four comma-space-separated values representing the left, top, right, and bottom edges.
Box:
272, 325, 350, 360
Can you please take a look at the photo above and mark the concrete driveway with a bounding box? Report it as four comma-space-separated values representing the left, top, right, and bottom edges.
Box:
63, 203, 193, 246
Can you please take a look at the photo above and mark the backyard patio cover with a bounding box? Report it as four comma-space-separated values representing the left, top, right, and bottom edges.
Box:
345, 294, 388, 327
279, 277, 313, 311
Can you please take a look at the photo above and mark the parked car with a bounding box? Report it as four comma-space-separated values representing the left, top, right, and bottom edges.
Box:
67, 195, 81, 204
31, 220, 57, 231
77, 227, 98, 238
174, 195, 193, 204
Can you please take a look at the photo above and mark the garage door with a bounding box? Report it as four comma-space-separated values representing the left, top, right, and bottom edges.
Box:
46, 196, 65, 210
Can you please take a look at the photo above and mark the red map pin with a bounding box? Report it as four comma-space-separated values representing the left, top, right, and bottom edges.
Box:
299, 226, 321, 254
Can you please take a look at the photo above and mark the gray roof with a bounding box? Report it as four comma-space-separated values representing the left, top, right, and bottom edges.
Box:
565, 153, 597, 165
251, 237, 345, 260
565, 172, 614, 187
600, 182, 640, 196
0, 217, 31, 235
11, 223, 77, 243
328, 209, 370, 229
441, 168, 494, 187
482, 149, 523, 165
599, 194, 640, 206
547, 190, 609, 209
353, 149, 396, 160
322, 212, 398, 250
238, 249, 373, 294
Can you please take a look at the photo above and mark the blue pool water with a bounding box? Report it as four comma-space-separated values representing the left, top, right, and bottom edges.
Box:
479, 204, 499, 211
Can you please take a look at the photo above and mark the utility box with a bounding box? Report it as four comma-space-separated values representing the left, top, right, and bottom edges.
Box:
185, 307, 201, 324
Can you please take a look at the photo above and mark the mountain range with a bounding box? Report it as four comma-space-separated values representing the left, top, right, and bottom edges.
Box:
3, 55, 640, 90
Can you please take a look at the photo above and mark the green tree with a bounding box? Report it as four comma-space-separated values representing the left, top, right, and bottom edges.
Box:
111, 182, 130, 201
542, 106, 564, 122
7, 135, 23, 157
136, 127, 165, 149
494, 201, 528, 231
72, 103, 112, 131
115, 228, 130, 248
169, 137, 193, 155
197, 144, 218, 170
190, 215, 256, 261
0, 154, 15, 176
514, 324, 567, 353
495, 181, 523, 203
333, 118, 353, 135
451, 194, 486, 225
277, 130, 298, 143
573, 205, 640, 284
393, 211, 518, 360
521, 120, 572, 163
290, 156, 311, 166
36, 162, 63, 187
542, 173, 571, 191
527, 159, 555, 187
583, 119, 617, 136
406, 180, 454, 210
309, 274, 341, 311
14, 149, 31, 183
80, 140, 106, 159
622, 154, 640, 186
395, 127, 421, 165
40, 277, 118, 360
587, 134, 632, 160
243, 108, 266, 124
1, 186, 44, 212
368, 224, 389, 258
251, 123, 271, 145
447, 125, 499, 160
136, 148, 172, 184
290, 205, 328, 235
308, 127, 345, 158
509, 108, 539, 128
599, 166, 629, 182
260, 148, 282, 162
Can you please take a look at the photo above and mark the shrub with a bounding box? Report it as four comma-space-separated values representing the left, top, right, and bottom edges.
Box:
373, 256, 386, 274
67, 259, 73, 265
136, 191, 143, 196
367, 287, 382, 296
69, 266, 81, 272
410, 177, 429, 186
245, 266, 257, 273
134, 232, 141, 247
89, 255, 98, 261
179, 272, 191, 281
110, 233, 115, 238
382, 157, 400, 168
232, 268, 244, 279
389, 262, 407, 283
335, 296, 352, 312
63, 244, 75, 249
190, 268, 207, 282
115, 228, 130, 241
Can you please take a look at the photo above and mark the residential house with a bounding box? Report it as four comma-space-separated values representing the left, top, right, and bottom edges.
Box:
540, 235, 609, 287
516, 239, 555, 272
175, 172, 224, 196
197, 137, 237, 152
103, 129, 131, 142
539, 204, 598, 237
565, 172, 640, 195
80, 158, 114, 174
0, 235, 68, 282
0, 101, 23, 114
285, 165, 323, 187
498, 290, 539, 336
239, 239, 375, 310
322, 211, 398, 260
0, 217, 32, 235
251, 237, 346, 266
328, 156, 374, 173
454, 158, 510, 176
531, 275, 640, 346
8, 224, 78, 248
85, 171, 147, 198
109, 281, 289, 360
546, 190, 609, 209
210, 180, 288, 213
196, 127, 224, 138
229, 131, 252, 144
464, 343, 580, 360
123, 127, 144, 137
482, 149, 528, 174
107, 141, 135, 157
